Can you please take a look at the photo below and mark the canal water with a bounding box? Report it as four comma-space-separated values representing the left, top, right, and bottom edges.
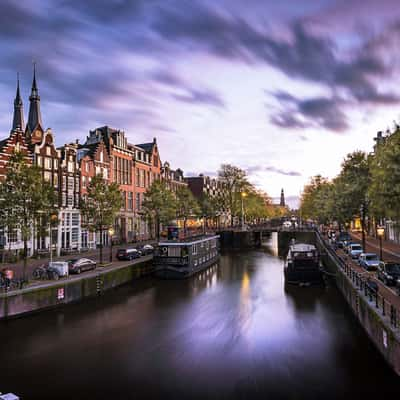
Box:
1, 246, 400, 399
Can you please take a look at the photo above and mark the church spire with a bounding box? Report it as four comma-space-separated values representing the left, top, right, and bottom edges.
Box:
280, 188, 285, 207
26, 62, 43, 136
12, 73, 25, 132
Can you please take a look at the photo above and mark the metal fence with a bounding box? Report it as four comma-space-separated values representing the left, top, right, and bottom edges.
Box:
316, 230, 399, 329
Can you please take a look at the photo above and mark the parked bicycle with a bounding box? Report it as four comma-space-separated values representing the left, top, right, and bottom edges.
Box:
32, 264, 59, 281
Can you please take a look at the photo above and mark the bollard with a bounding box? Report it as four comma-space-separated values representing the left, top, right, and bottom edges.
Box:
390, 305, 396, 327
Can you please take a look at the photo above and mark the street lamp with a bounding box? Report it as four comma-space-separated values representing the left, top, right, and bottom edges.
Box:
377, 226, 385, 261
108, 227, 115, 262
241, 192, 247, 231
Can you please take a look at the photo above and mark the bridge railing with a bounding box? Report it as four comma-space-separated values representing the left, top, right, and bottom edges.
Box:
316, 229, 400, 330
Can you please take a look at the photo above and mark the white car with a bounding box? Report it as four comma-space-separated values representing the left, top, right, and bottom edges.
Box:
48, 261, 69, 277
348, 243, 363, 259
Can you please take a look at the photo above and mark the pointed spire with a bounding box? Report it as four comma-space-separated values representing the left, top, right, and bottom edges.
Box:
280, 188, 285, 207
12, 73, 25, 132
27, 61, 43, 137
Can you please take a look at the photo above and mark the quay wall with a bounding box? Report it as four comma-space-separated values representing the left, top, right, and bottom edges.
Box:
315, 233, 400, 376
0, 259, 154, 320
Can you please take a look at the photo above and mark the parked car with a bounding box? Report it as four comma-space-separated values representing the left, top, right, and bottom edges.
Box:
337, 232, 352, 248
358, 253, 380, 271
140, 244, 154, 255
48, 261, 69, 277
344, 241, 359, 254
348, 243, 363, 259
377, 261, 400, 286
116, 248, 141, 261
68, 258, 97, 274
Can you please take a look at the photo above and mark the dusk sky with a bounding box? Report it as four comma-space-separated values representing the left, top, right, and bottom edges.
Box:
1, 0, 400, 207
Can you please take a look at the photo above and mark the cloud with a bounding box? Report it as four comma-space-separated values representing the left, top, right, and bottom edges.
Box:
153, 4, 400, 105
246, 165, 302, 177
269, 91, 349, 132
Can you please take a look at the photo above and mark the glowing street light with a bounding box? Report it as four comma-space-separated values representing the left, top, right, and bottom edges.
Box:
377, 226, 385, 261
108, 227, 115, 263
241, 192, 247, 231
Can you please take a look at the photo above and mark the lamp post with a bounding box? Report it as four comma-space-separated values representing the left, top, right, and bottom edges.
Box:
241, 192, 247, 231
108, 227, 115, 263
377, 226, 385, 261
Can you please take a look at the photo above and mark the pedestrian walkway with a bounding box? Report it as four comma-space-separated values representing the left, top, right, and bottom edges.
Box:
351, 232, 400, 261
0, 238, 157, 280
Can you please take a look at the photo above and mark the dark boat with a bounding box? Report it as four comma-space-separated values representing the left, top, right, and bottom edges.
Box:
153, 235, 219, 279
284, 243, 323, 285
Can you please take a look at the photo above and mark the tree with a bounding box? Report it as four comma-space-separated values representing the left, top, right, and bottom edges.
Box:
0, 151, 57, 280
175, 186, 200, 237
300, 175, 334, 224
81, 174, 123, 265
141, 180, 176, 240
335, 151, 370, 249
217, 164, 251, 226
199, 194, 218, 231
369, 129, 400, 224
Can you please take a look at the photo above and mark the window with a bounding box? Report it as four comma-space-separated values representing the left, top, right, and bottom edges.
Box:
192, 244, 198, 255
67, 195, 73, 206
168, 247, 181, 257
46, 146, 51, 156
36, 155, 42, 166
136, 168, 140, 187
99, 151, 103, 163
72, 213, 79, 226
53, 173, 58, 187
68, 177, 74, 192
85, 162, 90, 173
8, 229, 17, 243
127, 192, 133, 211
103, 168, 108, 179
54, 159, 58, 169
67, 161, 74, 173
44, 171, 51, 182
44, 157, 52, 170
135, 193, 140, 210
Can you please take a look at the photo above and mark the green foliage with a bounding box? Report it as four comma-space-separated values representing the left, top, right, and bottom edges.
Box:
80, 174, 123, 264
0, 151, 57, 279
175, 186, 200, 235
217, 164, 251, 225
369, 129, 400, 220
141, 180, 177, 239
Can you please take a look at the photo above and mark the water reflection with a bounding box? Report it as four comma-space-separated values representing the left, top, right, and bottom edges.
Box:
0, 249, 399, 399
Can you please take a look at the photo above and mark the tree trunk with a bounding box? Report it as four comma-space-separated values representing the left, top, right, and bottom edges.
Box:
99, 228, 103, 265
361, 208, 366, 252
23, 238, 28, 282
183, 218, 187, 238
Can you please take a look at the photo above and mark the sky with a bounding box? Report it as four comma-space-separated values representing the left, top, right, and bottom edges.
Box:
1, 0, 400, 208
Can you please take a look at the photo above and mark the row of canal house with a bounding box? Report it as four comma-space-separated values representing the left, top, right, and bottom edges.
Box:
0, 70, 169, 257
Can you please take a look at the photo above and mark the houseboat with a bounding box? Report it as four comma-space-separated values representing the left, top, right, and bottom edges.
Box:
154, 235, 220, 279
284, 242, 323, 285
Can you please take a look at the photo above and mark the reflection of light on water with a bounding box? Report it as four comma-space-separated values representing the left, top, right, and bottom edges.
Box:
270, 232, 278, 256
239, 270, 251, 334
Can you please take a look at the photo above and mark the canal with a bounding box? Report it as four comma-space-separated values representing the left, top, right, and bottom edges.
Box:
1, 246, 400, 399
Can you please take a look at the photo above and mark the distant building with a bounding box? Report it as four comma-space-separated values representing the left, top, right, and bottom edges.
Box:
161, 161, 187, 193
280, 188, 285, 207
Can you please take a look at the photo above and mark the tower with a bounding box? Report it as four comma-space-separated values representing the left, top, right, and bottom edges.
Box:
26, 63, 43, 142
12, 74, 24, 132
280, 188, 285, 207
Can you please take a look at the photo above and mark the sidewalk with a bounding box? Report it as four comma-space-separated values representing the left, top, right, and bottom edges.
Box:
351, 232, 400, 261
0, 239, 157, 280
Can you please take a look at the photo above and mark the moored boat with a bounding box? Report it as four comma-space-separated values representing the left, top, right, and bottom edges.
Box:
153, 234, 220, 279
284, 242, 323, 285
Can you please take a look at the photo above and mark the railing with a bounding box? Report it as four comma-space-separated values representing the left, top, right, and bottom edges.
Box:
316, 229, 400, 330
